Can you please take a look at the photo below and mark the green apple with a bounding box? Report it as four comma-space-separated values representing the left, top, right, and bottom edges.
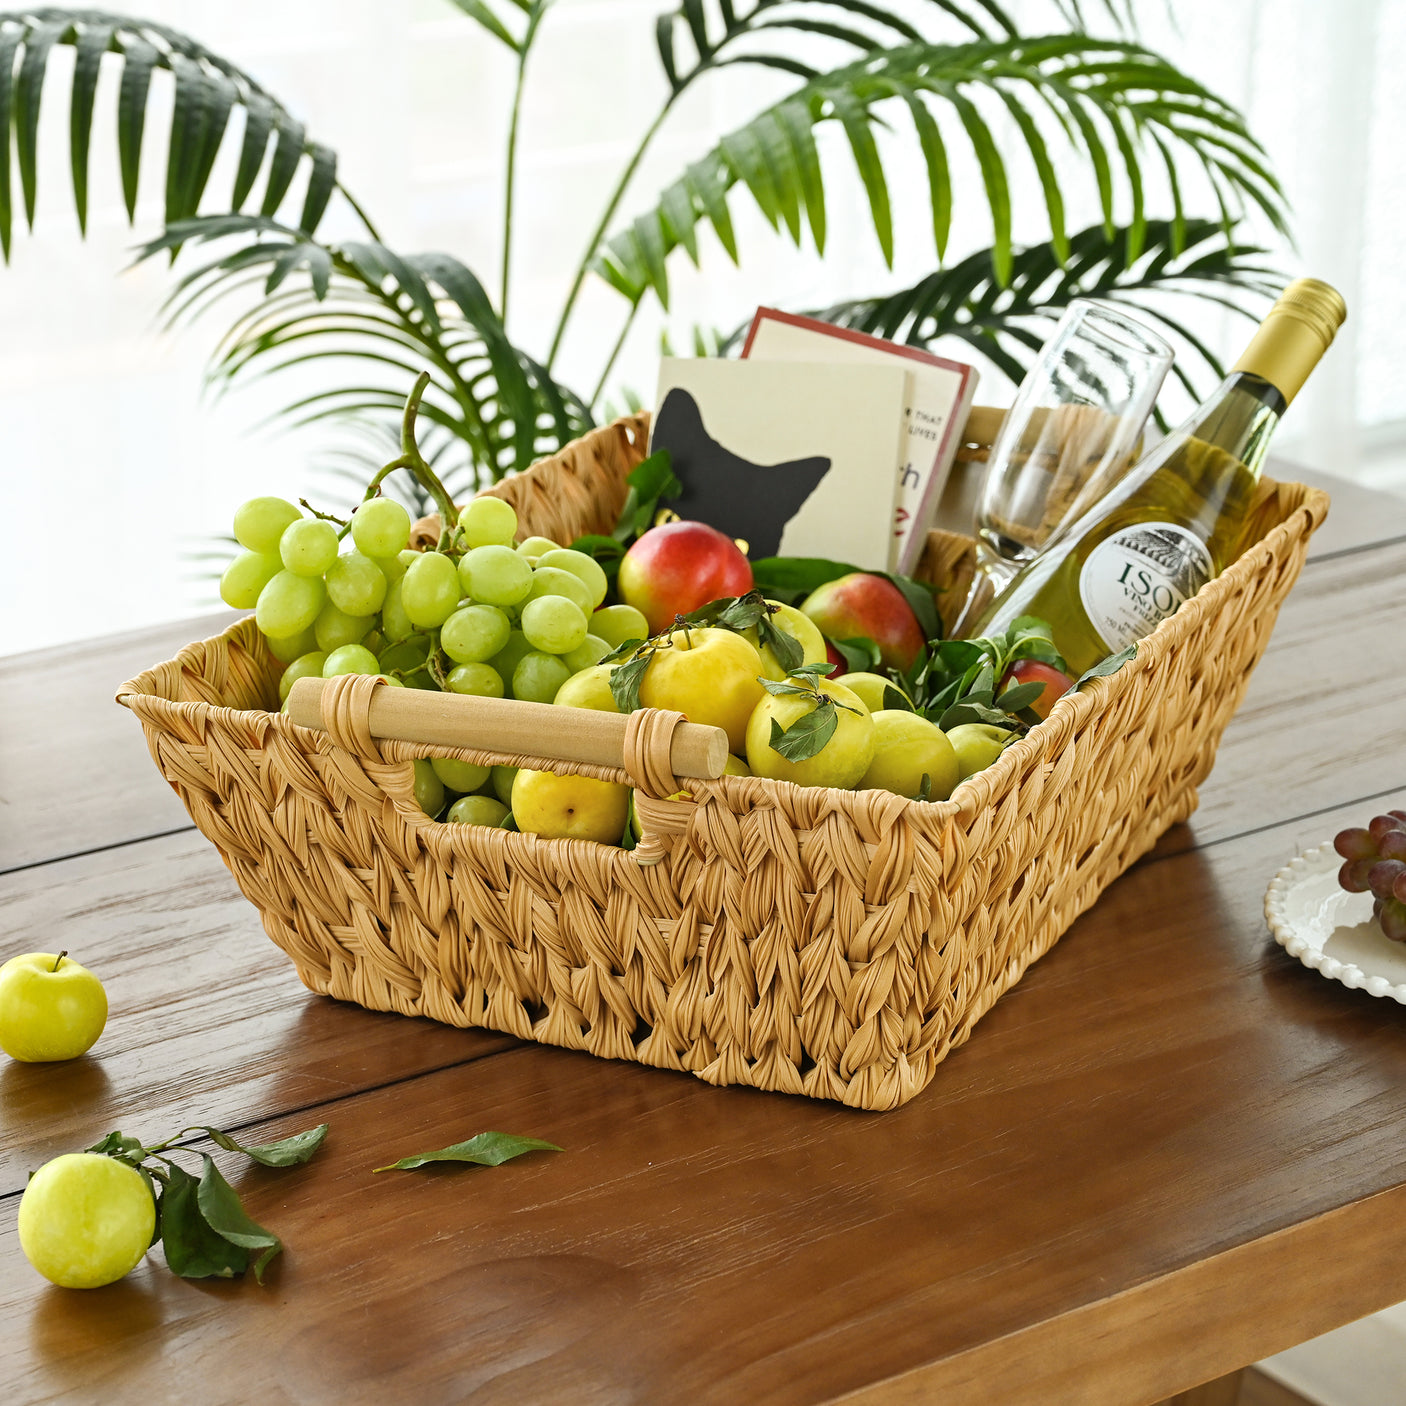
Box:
745, 680, 875, 790
18, 1153, 155, 1288
742, 600, 829, 681
0, 952, 108, 1062
945, 723, 1015, 781
834, 671, 909, 715
553, 662, 620, 712
513, 769, 629, 844
859, 711, 961, 800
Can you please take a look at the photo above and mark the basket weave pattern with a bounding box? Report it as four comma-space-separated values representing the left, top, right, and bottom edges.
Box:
119, 414, 1327, 1109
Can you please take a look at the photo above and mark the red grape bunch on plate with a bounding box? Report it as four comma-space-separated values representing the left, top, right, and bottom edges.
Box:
1335, 810, 1406, 942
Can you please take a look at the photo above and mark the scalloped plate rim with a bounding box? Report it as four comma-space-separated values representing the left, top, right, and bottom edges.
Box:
1264, 840, 1406, 1005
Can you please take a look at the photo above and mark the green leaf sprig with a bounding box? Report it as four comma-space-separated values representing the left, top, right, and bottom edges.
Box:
374, 1131, 561, 1174
82, 1122, 330, 1283
888, 616, 1072, 737
761, 663, 865, 763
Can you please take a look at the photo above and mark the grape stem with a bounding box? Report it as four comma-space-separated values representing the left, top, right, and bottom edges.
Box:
365, 372, 460, 550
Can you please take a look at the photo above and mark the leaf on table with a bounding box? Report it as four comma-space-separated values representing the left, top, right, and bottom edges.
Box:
374, 1131, 562, 1173
159, 1162, 251, 1280
85, 1131, 147, 1162
196, 1122, 330, 1167
195, 1153, 284, 1283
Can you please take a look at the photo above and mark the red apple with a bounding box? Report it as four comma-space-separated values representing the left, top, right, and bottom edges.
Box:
800, 573, 926, 672
617, 520, 753, 634
825, 641, 846, 671
999, 659, 1075, 720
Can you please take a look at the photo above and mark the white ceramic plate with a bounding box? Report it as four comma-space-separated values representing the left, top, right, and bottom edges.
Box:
1264, 841, 1406, 1004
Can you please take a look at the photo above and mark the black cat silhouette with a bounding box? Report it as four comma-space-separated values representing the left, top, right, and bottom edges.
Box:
651, 387, 831, 558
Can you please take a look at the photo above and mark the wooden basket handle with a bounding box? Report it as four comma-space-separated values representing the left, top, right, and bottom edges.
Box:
285, 675, 729, 783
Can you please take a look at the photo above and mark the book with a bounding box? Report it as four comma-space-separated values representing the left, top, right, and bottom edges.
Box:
741, 307, 979, 574
649, 356, 909, 569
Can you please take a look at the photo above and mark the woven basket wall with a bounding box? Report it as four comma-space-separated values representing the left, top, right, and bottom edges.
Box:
118, 409, 1328, 1110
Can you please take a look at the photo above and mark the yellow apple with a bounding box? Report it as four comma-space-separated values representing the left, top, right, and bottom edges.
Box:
512, 768, 629, 844
638, 627, 765, 754
834, 671, 909, 715
745, 680, 875, 790
0, 952, 108, 1062
742, 600, 829, 681
945, 723, 1016, 781
723, 754, 751, 777
553, 663, 620, 712
859, 711, 960, 800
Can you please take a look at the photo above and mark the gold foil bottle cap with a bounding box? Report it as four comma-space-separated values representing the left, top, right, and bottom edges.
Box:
1231, 277, 1347, 405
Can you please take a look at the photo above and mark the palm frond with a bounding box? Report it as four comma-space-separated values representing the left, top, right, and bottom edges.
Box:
815, 218, 1280, 403
0, 8, 357, 259
653, 0, 1015, 93
593, 35, 1285, 307
138, 214, 592, 486
443, 0, 551, 53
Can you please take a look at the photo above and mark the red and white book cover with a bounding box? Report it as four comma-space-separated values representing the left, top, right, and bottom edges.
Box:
741, 307, 979, 574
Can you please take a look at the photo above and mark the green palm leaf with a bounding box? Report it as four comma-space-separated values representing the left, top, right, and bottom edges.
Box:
137, 214, 591, 486
813, 218, 1280, 405
593, 35, 1283, 307
0, 8, 360, 258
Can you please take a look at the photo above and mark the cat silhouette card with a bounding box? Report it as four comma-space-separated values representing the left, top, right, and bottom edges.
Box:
649, 357, 908, 567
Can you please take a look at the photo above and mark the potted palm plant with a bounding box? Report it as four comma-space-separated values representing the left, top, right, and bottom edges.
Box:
0, 0, 1283, 507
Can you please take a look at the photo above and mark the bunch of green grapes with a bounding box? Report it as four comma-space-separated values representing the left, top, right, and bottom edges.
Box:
220, 493, 643, 825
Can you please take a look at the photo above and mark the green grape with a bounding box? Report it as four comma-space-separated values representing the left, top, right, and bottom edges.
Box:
527, 566, 593, 616
325, 552, 388, 616
278, 651, 328, 703
563, 634, 610, 673
266, 624, 319, 664
382, 578, 415, 642
490, 630, 534, 692
413, 759, 445, 818
322, 644, 381, 677
372, 552, 408, 585
512, 651, 571, 704
458, 496, 518, 549
234, 496, 301, 554
314, 602, 374, 653
431, 756, 492, 794
351, 497, 412, 557
362, 627, 385, 656
520, 595, 588, 655
220, 550, 282, 610
460, 545, 532, 607
590, 604, 649, 648
446, 795, 510, 827
279, 518, 339, 577
401, 551, 461, 628
256, 571, 325, 639
446, 663, 505, 698
516, 535, 561, 563
537, 548, 609, 608
380, 635, 432, 684
441, 604, 512, 664
491, 765, 517, 806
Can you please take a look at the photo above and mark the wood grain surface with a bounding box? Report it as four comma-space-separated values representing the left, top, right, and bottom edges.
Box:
3, 468, 1406, 1406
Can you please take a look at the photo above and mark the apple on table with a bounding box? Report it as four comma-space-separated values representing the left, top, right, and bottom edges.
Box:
0, 951, 108, 1062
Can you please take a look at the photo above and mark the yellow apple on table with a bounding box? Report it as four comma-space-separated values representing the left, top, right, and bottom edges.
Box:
746, 679, 875, 790
513, 768, 630, 844
553, 662, 620, 712
0, 952, 108, 1062
742, 601, 829, 681
637, 627, 765, 754
858, 711, 960, 800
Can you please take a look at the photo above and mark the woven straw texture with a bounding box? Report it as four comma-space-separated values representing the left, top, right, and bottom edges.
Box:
118, 410, 1328, 1110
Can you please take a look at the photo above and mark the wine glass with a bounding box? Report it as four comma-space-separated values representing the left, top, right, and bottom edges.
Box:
959, 300, 1174, 629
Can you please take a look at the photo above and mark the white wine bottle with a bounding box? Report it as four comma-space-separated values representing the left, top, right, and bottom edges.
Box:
971, 279, 1346, 675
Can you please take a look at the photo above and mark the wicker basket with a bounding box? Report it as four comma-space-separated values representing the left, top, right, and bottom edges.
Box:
117, 408, 1328, 1110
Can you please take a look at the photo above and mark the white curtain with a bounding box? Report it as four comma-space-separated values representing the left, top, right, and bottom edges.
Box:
0, 0, 1400, 656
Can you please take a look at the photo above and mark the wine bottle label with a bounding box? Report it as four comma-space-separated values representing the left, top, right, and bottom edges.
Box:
1078, 522, 1214, 651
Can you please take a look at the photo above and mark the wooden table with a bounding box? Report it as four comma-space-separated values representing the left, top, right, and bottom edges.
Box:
3, 463, 1406, 1406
